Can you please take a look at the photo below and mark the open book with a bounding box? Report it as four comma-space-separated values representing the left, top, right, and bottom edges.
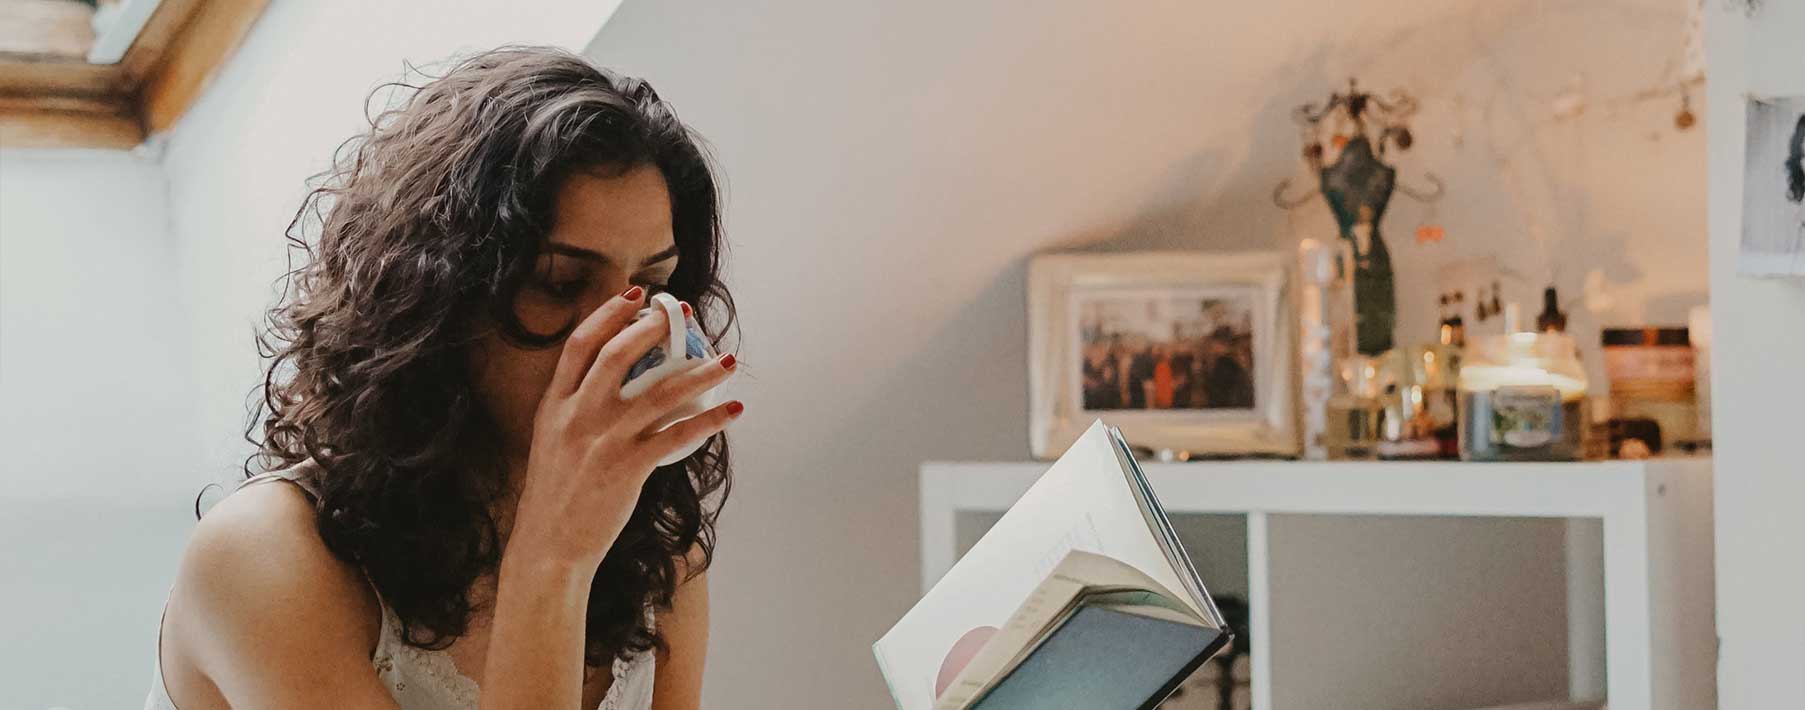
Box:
876, 421, 1232, 709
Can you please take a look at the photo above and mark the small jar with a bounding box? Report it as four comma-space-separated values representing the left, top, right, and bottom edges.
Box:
1601, 327, 1697, 448
1375, 344, 1461, 460
1457, 333, 1590, 461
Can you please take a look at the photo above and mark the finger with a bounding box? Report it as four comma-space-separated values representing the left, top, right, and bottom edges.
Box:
624, 353, 739, 431
585, 306, 674, 398
551, 286, 646, 396
639, 399, 744, 466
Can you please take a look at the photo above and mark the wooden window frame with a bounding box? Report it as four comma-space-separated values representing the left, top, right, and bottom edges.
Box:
0, 0, 270, 150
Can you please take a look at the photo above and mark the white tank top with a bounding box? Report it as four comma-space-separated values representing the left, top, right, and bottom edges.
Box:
144, 465, 657, 710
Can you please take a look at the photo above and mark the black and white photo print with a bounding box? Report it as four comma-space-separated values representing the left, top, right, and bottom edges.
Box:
1741, 96, 1805, 276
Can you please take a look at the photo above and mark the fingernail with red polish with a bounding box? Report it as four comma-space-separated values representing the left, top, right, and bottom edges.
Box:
681, 301, 693, 317
622, 286, 644, 301
726, 400, 745, 416
720, 353, 737, 370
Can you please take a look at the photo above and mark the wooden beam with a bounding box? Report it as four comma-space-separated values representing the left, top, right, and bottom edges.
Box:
0, 92, 132, 115
0, 106, 143, 149
137, 0, 269, 135
117, 0, 205, 82
0, 54, 140, 149
0, 55, 130, 97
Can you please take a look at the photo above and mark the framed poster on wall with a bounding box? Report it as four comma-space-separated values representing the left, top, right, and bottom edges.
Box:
1740, 95, 1805, 277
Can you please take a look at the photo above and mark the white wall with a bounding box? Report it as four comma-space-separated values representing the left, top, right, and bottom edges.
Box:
1705, 2, 1805, 707
160, 0, 626, 483
584, 0, 1703, 706
0, 150, 194, 499
0, 149, 200, 707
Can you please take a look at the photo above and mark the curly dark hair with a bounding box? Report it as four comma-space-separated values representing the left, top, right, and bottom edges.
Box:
246, 46, 733, 669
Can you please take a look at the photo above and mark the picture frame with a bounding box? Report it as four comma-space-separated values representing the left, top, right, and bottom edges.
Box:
1028, 251, 1296, 460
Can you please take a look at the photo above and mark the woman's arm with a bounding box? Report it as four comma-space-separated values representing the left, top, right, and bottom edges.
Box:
482, 290, 739, 710
652, 549, 712, 710
478, 552, 596, 709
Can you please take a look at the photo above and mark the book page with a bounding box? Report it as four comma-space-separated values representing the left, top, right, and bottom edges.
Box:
874, 420, 1205, 710
930, 550, 1200, 710
1030, 516, 1103, 582
930, 565, 1088, 709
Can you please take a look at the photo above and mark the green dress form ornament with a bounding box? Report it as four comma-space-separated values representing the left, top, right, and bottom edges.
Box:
1320, 136, 1397, 355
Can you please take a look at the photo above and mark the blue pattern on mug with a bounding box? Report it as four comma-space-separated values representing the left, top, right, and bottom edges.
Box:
622, 313, 711, 385
625, 345, 668, 383
684, 325, 708, 359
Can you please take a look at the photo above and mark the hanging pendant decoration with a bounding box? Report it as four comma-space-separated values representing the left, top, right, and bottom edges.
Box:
1674, 88, 1697, 131
1416, 192, 1446, 244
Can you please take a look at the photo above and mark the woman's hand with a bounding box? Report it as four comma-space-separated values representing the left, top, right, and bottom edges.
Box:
507, 286, 741, 571
483, 286, 738, 710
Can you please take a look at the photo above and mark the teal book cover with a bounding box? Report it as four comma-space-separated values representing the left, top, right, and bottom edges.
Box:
970, 605, 1227, 710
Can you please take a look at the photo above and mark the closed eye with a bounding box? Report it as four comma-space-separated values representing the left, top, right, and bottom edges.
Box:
529, 268, 593, 303
543, 279, 588, 300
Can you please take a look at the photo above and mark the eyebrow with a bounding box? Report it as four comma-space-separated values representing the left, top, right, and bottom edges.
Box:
545, 242, 681, 270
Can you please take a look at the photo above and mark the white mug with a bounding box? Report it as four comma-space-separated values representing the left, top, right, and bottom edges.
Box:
620, 292, 719, 466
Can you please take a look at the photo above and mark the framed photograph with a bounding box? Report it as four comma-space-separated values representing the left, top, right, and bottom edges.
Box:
1029, 251, 1295, 459
1740, 95, 1805, 277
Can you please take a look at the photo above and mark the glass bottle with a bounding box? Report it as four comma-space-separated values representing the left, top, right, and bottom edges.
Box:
1326, 355, 1384, 460
1298, 238, 1359, 460
1421, 343, 1462, 458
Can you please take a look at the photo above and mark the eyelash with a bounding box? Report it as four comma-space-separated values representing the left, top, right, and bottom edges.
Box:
536, 276, 670, 303
540, 278, 588, 301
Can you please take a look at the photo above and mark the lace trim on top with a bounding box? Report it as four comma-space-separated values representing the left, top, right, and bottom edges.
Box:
372, 604, 651, 709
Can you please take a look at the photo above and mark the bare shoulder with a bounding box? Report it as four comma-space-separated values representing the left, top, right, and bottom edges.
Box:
159, 479, 398, 706
166, 480, 381, 673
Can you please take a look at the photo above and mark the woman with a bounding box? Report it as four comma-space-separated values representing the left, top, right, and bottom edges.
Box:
147, 46, 740, 710
1150, 343, 1175, 410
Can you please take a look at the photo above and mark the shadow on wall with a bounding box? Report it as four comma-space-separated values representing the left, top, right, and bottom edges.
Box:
1044, 47, 1338, 256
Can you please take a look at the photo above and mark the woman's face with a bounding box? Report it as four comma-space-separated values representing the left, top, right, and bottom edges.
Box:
468, 164, 681, 459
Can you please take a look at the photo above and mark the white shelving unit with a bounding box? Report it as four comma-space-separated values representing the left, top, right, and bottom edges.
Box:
919, 459, 1714, 710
